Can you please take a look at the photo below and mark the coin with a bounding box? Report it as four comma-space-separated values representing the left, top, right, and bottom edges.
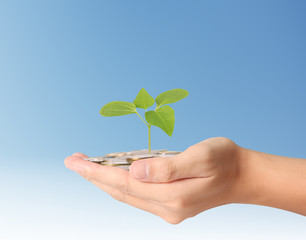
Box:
101, 163, 130, 166
82, 149, 182, 170
126, 154, 159, 161
104, 152, 126, 157
162, 151, 182, 155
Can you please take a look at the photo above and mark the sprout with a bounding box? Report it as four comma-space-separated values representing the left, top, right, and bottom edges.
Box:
100, 88, 189, 154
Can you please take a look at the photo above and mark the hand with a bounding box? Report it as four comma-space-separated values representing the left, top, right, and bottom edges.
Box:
64, 137, 245, 224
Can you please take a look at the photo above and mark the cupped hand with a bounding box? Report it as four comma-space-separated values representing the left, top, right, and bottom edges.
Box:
64, 137, 246, 224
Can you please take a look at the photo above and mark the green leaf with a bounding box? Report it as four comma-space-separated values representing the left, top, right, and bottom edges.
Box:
145, 105, 175, 137
100, 101, 136, 117
133, 88, 155, 110
155, 88, 189, 108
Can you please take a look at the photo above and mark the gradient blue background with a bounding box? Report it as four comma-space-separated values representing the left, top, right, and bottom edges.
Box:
1, 1, 305, 239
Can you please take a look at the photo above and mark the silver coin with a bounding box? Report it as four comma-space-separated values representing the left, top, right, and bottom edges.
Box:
104, 152, 126, 157
101, 163, 130, 166
126, 154, 159, 161
116, 165, 130, 170
115, 149, 162, 156
82, 149, 182, 170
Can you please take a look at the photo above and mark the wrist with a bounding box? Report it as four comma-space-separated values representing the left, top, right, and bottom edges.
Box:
229, 146, 266, 206
231, 146, 306, 216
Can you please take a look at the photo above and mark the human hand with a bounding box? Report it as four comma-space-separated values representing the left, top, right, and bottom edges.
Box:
64, 137, 246, 224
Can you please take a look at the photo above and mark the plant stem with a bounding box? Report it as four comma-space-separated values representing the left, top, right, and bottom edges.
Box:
148, 124, 151, 154
135, 110, 149, 127
135, 110, 151, 153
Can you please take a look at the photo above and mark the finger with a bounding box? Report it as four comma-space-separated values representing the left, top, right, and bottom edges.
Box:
89, 179, 171, 219
129, 143, 210, 183
72, 152, 88, 158
64, 156, 173, 201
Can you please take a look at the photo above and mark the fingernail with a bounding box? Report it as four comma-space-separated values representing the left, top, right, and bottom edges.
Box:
132, 161, 147, 179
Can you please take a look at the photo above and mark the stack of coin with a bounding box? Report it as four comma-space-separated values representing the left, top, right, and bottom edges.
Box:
82, 149, 182, 170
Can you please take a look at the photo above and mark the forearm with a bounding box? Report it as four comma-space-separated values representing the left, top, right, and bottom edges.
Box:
234, 146, 306, 216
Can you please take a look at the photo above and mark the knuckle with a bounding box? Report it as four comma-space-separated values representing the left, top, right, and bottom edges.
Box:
82, 166, 94, 182
215, 136, 231, 142
207, 136, 234, 146
110, 190, 126, 203
117, 175, 130, 193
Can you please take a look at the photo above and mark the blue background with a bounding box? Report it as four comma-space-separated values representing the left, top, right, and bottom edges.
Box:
1, 0, 305, 239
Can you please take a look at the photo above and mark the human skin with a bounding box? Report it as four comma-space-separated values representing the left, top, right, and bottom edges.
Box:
64, 137, 306, 224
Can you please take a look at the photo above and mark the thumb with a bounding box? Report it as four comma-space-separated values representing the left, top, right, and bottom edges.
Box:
129, 147, 206, 183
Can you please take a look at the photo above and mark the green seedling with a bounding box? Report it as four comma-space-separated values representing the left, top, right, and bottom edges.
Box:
100, 88, 189, 154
